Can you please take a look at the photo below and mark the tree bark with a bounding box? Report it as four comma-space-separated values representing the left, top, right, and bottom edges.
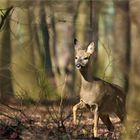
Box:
122, 0, 140, 139
39, 2, 54, 78
0, 13, 13, 102
114, 1, 130, 92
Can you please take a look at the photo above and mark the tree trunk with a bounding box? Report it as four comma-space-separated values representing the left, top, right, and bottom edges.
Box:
11, 5, 40, 101
96, 1, 113, 81
75, 0, 89, 46
113, 1, 130, 92
0, 13, 13, 102
49, 1, 76, 98
39, 2, 54, 78
122, 0, 140, 139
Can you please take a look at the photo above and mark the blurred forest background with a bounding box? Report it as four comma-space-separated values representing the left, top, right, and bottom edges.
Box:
0, 0, 140, 139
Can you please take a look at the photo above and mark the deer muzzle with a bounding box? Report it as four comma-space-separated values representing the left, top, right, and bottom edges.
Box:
76, 63, 81, 69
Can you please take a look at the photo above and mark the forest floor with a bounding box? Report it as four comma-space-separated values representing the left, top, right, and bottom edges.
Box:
0, 100, 123, 140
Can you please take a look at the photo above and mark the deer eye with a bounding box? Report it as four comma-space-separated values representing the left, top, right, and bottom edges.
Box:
84, 57, 88, 60
75, 57, 78, 59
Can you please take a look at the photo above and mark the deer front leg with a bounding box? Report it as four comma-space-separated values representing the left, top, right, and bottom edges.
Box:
73, 100, 85, 125
93, 104, 99, 137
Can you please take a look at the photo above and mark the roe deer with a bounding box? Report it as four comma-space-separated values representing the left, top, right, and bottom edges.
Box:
73, 40, 126, 137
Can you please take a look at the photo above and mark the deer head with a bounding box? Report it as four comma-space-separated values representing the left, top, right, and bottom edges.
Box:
74, 39, 95, 70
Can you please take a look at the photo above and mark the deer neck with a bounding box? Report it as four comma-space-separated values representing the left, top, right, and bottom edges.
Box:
79, 63, 94, 82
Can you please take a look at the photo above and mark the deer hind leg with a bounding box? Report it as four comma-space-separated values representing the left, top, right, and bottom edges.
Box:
116, 110, 125, 123
100, 114, 114, 132
116, 109, 126, 134
73, 100, 86, 125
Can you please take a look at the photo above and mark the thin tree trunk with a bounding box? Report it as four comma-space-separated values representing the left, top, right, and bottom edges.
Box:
90, 0, 100, 76
96, 0, 114, 82
39, 2, 54, 78
114, 1, 130, 92
75, 0, 89, 46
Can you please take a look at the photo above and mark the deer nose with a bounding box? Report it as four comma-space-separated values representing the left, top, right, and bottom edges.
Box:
76, 63, 81, 69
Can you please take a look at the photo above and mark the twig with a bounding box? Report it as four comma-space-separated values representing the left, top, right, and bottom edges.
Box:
59, 75, 67, 121
0, 103, 29, 121
0, 112, 15, 120
46, 107, 58, 124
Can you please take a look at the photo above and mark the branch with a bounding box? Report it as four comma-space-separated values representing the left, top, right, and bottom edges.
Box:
0, 103, 29, 122
0, 6, 13, 30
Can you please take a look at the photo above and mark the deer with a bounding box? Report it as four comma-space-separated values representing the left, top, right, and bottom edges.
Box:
73, 39, 126, 137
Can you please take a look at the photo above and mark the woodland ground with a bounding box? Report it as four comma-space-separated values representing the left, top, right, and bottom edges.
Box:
0, 100, 123, 140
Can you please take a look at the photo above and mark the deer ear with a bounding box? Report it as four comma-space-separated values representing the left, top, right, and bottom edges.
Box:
86, 42, 95, 54
74, 38, 77, 45
74, 38, 81, 50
